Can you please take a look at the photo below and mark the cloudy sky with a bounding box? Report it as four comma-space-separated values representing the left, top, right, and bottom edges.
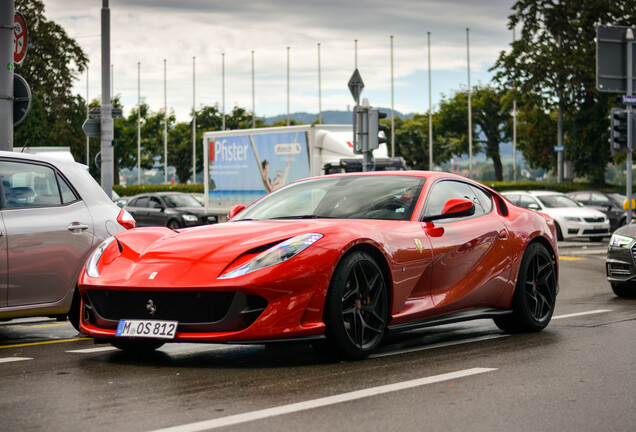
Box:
43, 0, 516, 122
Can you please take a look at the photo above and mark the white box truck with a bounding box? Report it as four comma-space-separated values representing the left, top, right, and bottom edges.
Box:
202, 124, 405, 221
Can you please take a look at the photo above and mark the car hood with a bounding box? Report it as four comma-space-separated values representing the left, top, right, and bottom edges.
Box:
613, 222, 636, 238
91, 219, 380, 288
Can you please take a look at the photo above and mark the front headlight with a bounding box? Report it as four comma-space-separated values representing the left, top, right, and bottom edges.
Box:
182, 214, 198, 222
218, 233, 323, 279
564, 216, 582, 222
609, 233, 634, 248
85, 237, 116, 278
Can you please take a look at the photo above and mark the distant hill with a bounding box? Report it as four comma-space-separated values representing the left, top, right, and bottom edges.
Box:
264, 109, 411, 125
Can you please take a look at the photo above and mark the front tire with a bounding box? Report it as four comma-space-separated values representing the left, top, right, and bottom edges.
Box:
611, 283, 636, 298
494, 242, 557, 333
167, 219, 181, 230
323, 251, 388, 360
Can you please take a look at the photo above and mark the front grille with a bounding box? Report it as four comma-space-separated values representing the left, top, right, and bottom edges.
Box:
582, 228, 609, 235
631, 244, 636, 265
584, 217, 605, 223
85, 290, 267, 333
87, 290, 235, 322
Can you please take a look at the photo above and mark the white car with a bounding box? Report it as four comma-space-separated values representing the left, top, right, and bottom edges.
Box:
502, 190, 609, 241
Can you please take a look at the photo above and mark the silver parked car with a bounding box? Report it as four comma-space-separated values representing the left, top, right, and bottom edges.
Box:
0, 151, 136, 330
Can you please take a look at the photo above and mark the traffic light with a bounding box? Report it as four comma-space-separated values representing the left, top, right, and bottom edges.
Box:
353, 105, 369, 154
368, 108, 389, 150
610, 107, 636, 152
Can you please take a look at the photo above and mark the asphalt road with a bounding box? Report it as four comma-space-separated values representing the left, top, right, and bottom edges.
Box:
1, 240, 634, 432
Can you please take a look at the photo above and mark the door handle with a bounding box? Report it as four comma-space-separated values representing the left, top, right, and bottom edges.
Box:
68, 222, 89, 232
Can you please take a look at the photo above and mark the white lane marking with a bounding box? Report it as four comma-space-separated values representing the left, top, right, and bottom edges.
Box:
148, 367, 497, 432
66, 346, 119, 354
370, 334, 510, 359
0, 357, 33, 363
552, 309, 612, 320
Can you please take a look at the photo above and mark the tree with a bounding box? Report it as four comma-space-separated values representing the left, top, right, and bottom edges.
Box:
13, 0, 88, 158
394, 114, 453, 169
492, 0, 635, 185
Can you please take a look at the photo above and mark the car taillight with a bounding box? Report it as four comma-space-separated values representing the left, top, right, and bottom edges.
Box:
117, 209, 137, 230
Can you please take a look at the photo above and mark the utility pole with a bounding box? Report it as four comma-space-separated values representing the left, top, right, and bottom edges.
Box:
192, 56, 196, 183
0, 0, 15, 150
100, 0, 114, 197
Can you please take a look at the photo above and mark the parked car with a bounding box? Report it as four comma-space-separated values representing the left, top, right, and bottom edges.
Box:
78, 171, 559, 359
605, 223, 636, 297
0, 151, 136, 330
124, 192, 218, 229
566, 190, 632, 232
502, 190, 609, 241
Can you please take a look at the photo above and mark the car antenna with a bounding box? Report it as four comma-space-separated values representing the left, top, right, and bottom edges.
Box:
20, 139, 29, 153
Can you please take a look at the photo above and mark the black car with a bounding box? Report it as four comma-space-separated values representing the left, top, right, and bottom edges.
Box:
606, 223, 636, 298
124, 192, 218, 229
566, 190, 632, 232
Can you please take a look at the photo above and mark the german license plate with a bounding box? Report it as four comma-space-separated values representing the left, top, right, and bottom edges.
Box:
116, 320, 178, 339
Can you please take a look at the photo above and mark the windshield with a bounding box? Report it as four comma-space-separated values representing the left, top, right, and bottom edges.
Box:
536, 194, 581, 208
163, 194, 202, 208
234, 175, 425, 221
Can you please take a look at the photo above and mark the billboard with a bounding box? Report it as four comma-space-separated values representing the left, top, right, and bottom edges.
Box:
206, 130, 310, 205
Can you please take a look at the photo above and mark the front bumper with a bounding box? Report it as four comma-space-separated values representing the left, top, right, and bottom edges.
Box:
606, 244, 636, 283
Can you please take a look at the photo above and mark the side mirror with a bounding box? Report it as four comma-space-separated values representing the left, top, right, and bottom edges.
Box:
228, 204, 246, 220
422, 198, 475, 222
527, 203, 541, 211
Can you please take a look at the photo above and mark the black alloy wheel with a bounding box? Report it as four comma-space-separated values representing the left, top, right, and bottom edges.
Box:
494, 242, 557, 333
324, 251, 388, 359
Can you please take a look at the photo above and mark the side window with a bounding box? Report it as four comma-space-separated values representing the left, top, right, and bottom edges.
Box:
504, 194, 520, 205
590, 192, 609, 206
471, 185, 493, 214
57, 173, 78, 204
135, 197, 149, 208
149, 197, 163, 209
518, 195, 540, 210
570, 192, 585, 203
423, 180, 485, 221
0, 160, 63, 208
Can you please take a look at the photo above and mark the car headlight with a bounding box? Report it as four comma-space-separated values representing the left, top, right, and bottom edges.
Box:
182, 214, 199, 222
609, 233, 634, 248
564, 216, 582, 222
218, 233, 323, 279
85, 237, 116, 278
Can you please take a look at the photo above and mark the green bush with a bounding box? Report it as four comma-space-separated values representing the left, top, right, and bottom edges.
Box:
113, 183, 204, 197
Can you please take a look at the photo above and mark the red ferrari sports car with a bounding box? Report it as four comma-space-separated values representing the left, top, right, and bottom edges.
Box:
77, 171, 559, 359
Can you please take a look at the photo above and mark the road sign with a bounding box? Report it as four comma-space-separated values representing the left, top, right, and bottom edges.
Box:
554, 145, 564, 152
623, 95, 636, 105
82, 118, 101, 137
13, 12, 27, 65
13, 74, 31, 127
348, 69, 364, 103
596, 25, 636, 93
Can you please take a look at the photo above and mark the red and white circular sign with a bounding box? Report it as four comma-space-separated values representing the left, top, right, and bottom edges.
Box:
14, 12, 28, 65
